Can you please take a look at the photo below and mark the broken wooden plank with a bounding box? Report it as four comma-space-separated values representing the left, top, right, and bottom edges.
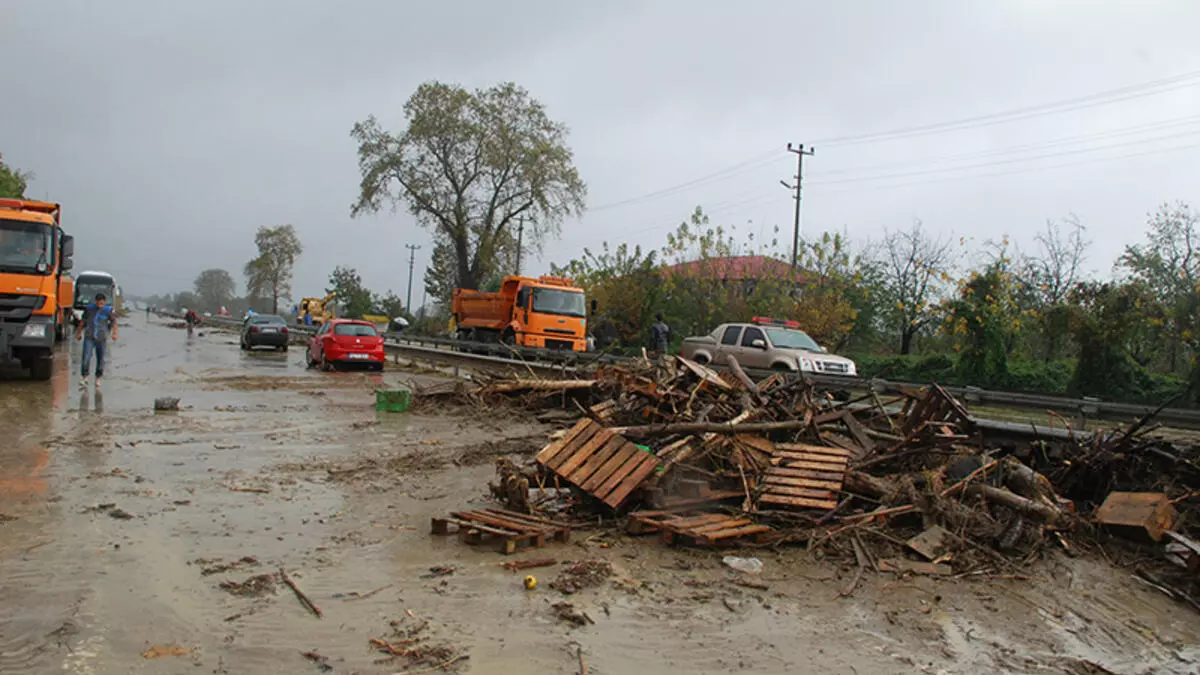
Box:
878, 558, 953, 576
906, 526, 954, 561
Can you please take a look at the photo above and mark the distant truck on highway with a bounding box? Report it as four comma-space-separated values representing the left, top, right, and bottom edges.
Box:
452, 275, 588, 352
0, 199, 76, 380
680, 316, 858, 375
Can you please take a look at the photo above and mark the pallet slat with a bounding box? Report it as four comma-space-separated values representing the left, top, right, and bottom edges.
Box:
536, 419, 594, 466
568, 435, 624, 487
549, 424, 606, 473
627, 510, 773, 547
602, 456, 662, 508
760, 494, 838, 509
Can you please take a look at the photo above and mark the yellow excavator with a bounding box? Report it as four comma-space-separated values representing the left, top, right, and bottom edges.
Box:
297, 291, 337, 325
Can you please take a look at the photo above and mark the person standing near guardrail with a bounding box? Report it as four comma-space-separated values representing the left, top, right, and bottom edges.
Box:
76, 292, 117, 389
649, 313, 671, 360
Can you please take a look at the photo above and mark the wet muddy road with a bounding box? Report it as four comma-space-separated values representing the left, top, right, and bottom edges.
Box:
0, 317, 1197, 674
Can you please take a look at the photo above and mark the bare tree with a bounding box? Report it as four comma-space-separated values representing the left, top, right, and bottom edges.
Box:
1024, 214, 1090, 306
877, 220, 954, 354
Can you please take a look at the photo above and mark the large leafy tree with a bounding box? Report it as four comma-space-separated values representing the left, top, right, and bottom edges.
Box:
193, 268, 236, 313
244, 225, 302, 313
351, 81, 587, 297
0, 153, 31, 199
327, 265, 373, 319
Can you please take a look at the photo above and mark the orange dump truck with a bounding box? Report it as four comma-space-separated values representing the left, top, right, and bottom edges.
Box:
0, 199, 75, 380
452, 275, 588, 351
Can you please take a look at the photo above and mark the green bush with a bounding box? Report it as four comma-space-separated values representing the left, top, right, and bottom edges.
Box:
852, 353, 956, 383
1002, 360, 1072, 396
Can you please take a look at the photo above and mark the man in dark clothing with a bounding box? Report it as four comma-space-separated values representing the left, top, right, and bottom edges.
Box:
77, 293, 117, 388
649, 313, 671, 357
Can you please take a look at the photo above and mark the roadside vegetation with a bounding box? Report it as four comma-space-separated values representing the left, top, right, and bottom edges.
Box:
15, 76, 1196, 406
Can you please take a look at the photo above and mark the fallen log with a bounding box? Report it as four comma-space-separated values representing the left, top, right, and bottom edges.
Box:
486, 379, 597, 393
966, 484, 1068, 526
614, 419, 809, 438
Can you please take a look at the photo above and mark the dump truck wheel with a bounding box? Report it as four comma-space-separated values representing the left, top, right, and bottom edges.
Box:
29, 357, 52, 381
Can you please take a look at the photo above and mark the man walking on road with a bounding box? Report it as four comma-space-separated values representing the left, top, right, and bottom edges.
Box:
77, 293, 117, 388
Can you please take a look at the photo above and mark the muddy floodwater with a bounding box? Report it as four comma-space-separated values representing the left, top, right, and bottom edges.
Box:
0, 317, 1196, 674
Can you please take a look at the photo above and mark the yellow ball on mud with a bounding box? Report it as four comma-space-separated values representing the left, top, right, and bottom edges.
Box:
523, 575, 537, 590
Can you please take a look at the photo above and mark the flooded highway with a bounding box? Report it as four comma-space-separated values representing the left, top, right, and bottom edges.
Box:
0, 316, 1197, 675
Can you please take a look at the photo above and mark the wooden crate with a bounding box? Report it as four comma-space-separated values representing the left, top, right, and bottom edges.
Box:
431, 508, 572, 555
758, 443, 849, 511
627, 510, 772, 547
536, 419, 661, 509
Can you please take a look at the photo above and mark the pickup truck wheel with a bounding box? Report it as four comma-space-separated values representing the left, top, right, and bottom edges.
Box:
771, 363, 793, 372
692, 354, 710, 365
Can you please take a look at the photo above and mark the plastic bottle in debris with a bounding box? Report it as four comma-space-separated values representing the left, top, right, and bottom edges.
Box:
722, 556, 763, 574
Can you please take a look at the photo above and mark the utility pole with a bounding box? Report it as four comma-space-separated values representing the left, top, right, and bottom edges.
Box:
780, 142, 815, 269
514, 215, 526, 276
404, 244, 420, 313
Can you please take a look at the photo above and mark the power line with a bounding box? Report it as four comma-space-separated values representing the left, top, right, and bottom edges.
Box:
588, 149, 780, 212
810, 138, 1200, 196
808, 127, 1200, 186
813, 68, 1200, 148
817, 113, 1200, 177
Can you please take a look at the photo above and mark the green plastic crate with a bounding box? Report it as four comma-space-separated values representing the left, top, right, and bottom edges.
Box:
375, 388, 412, 413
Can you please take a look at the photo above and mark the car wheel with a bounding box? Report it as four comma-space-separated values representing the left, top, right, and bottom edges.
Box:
240, 339, 248, 351
373, 362, 384, 372
305, 349, 315, 368
279, 345, 288, 353
693, 354, 710, 365
320, 350, 333, 372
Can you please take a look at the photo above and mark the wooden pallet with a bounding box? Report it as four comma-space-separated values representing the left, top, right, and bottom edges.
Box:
536, 419, 661, 509
627, 510, 772, 547
431, 508, 571, 554
758, 443, 849, 510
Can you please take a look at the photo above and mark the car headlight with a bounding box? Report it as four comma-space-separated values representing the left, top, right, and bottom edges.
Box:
22, 324, 47, 338
798, 357, 814, 372
846, 362, 858, 376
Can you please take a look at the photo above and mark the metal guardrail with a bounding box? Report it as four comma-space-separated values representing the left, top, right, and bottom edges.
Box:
188, 313, 1200, 429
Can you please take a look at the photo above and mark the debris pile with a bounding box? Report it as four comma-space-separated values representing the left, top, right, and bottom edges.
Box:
423, 356, 1200, 609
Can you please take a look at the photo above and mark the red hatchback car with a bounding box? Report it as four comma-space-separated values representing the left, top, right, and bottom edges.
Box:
306, 319, 386, 371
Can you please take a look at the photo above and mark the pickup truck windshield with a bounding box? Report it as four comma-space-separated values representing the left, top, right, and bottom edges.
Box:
765, 327, 821, 351
532, 287, 586, 318
0, 219, 53, 275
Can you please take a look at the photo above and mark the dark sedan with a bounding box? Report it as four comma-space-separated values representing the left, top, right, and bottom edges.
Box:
241, 314, 290, 351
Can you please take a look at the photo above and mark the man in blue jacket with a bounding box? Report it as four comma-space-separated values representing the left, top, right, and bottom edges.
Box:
76, 293, 118, 388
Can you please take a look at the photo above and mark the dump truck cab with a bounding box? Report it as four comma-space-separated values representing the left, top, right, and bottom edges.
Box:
452, 275, 588, 351
0, 199, 75, 380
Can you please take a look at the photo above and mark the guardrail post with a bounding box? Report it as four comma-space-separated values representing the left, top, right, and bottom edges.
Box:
964, 386, 982, 405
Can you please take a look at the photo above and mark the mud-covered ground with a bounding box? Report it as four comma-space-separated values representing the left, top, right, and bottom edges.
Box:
0, 317, 1196, 674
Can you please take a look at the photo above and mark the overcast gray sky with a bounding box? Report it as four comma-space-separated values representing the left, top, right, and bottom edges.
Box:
2, 1, 1198, 304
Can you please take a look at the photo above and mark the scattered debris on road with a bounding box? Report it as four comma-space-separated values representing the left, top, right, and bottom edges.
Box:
219, 574, 277, 597
153, 396, 181, 411
418, 354, 1200, 610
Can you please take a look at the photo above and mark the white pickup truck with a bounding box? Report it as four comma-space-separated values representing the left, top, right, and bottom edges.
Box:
679, 319, 857, 375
